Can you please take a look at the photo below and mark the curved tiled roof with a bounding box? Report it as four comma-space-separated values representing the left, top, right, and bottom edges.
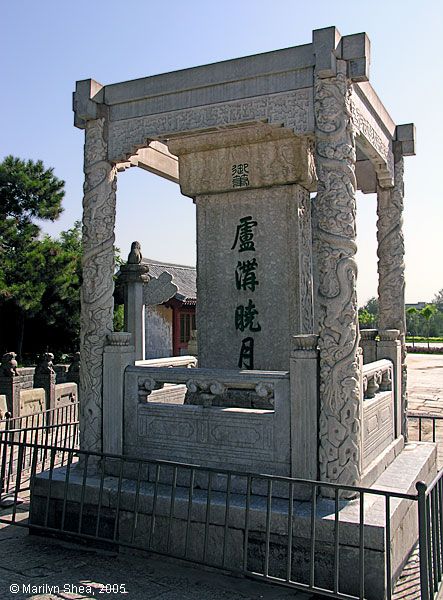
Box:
142, 258, 196, 303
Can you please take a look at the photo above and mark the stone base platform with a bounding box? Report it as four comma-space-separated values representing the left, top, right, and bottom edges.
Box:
29, 443, 437, 600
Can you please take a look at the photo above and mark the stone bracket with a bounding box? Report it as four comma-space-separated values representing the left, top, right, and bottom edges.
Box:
73, 79, 104, 129
395, 123, 416, 157
313, 27, 370, 83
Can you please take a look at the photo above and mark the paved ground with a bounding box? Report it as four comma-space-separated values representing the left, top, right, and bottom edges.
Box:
1, 353, 442, 600
0, 517, 311, 600
407, 353, 443, 412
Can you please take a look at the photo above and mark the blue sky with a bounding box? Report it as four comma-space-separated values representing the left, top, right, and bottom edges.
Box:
1, 0, 442, 304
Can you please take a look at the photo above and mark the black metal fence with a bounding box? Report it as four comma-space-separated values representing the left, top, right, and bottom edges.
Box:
0, 437, 424, 600
408, 411, 443, 443
1, 407, 443, 599
0, 402, 79, 499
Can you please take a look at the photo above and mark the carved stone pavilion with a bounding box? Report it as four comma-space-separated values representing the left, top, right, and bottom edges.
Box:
31, 27, 437, 597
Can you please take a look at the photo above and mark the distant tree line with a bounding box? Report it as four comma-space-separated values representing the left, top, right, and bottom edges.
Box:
358, 291, 443, 340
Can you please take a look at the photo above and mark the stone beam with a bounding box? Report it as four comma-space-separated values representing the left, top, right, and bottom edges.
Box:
129, 142, 179, 183
312, 26, 342, 79
107, 90, 314, 162
340, 32, 370, 82
351, 88, 394, 188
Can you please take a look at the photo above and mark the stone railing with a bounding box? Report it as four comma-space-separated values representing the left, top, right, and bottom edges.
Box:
362, 359, 393, 400
361, 358, 399, 475
0, 351, 79, 417
133, 356, 198, 405
123, 365, 291, 479
136, 366, 276, 409
135, 355, 197, 369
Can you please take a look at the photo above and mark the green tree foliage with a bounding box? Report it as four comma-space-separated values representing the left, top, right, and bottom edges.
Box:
433, 288, 443, 311
0, 156, 129, 361
358, 296, 379, 329
420, 304, 438, 348
0, 155, 64, 235
0, 156, 67, 358
406, 307, 420, 346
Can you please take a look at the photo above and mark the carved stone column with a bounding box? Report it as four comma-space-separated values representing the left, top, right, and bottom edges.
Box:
80, 117, 117, 453
377, 146, 407, 438
119, 242, 150, 361
313, 60, 362, 488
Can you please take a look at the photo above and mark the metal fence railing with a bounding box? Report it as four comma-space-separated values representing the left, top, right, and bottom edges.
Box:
0, 401, 79, 432
417, 470, 443, 600
0, 437, 426, 600
0, 402, 79, 501
408, 412, 443, 443
1, 407, 443, 598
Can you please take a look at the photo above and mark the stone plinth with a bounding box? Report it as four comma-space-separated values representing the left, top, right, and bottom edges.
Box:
30, 441, 436, 600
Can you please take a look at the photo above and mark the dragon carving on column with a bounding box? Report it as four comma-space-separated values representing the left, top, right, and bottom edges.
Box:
313, 61, 362, 488
80, 117, 117, 453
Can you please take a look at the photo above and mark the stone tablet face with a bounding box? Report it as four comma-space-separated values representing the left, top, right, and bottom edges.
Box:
196, 184, 311, 371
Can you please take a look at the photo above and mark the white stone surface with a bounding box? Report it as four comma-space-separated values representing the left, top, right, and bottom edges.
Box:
124, 366, 290, 475
196, 184, 312, 371
103, 335, 135, 455
145, 305, 173, 359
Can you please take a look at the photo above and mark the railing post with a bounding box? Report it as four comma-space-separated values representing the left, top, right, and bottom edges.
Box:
34, 352, 56, 424
360, 329, 378, 364
417, 480, 430, 600
377, 330, 402, 439
0, 352, 21, 417
290, 334, 319, 493
119, 244, 150, 362
103, 332, 135, 455
0, 423, 9, 495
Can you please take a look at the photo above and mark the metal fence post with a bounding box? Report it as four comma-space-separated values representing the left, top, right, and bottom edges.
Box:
417, 480, 430, 600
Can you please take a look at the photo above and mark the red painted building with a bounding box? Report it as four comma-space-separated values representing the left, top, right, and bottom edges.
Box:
142, 259, 196, 358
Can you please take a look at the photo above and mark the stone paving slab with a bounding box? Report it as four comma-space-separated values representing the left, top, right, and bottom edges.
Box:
0, 506, 311, 600
407, 353, 443, 412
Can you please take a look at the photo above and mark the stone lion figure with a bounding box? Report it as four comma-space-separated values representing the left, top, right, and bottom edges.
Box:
127, 241, 142, 265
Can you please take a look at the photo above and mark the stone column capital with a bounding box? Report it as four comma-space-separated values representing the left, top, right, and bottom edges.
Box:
378, 329, 401, 342
106, 332, 133, 348
73, 79, 104, 129
360, 329, 378, 341
291, 334, 319, 357
119, 263, 150, 285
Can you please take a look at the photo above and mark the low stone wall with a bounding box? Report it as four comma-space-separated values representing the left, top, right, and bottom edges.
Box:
54, 382, 77, 409
19, 387, 46, 417
0, 381, 77, 420
0, 352, 79, 418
